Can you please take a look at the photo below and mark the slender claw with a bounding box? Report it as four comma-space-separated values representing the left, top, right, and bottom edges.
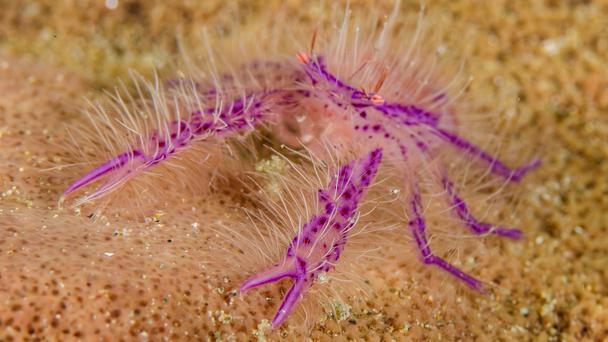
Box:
510, 157, 541, 181
240, 259, 297, 293
62, 151, 146, 206
240, 257, 307, 328
493, 226, 523, 239
271, 274, 306, 328
424, 255, 488, 293
63, 151, 133, 197
443, 176, 524, 239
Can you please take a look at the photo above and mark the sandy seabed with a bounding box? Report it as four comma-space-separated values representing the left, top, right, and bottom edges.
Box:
0, 1, 607, 341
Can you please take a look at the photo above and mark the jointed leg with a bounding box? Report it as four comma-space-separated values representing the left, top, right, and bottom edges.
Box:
407, 184, 487, 293
442, 176, 522, 239
369, 103, 540, 182
431, 127, 540, 182
408, 131, 524, 240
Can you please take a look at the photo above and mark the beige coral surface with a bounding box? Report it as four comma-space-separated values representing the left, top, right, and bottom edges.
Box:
1, 1, 607, 340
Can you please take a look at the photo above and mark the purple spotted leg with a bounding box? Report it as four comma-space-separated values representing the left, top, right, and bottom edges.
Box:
62, 94, 267, 205
407, 184, 487, 293
240, 148, 383, 327
442, 176, 523, 239
430, 128, 541, 182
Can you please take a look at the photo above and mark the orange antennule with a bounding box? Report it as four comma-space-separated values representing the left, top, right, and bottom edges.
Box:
310, 27, 318, 55
297, 52, 310, 64
373, 67, 389, 93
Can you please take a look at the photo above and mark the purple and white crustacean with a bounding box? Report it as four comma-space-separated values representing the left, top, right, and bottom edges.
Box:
241, 148, 383, 327
61, 12, 540, 327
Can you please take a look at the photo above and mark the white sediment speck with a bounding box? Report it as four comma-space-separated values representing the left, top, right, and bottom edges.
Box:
105, 0, 119, 10
542, 38, 563, 55
253, 319, 271, 342
317, 272, 328, 283
301, 134, 313, 143
138, 331, 149, 341
332, 301, 352, 322
542, 302, 555, 316
436, 43, 448, 56
511, 325, 527, 333
103, 252, 114, 257
218, 310, 232, 324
